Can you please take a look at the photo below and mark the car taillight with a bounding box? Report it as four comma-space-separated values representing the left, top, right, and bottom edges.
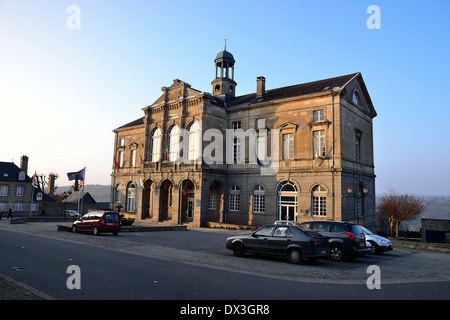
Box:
99, 217, 104, 224
343, 231, 355, 240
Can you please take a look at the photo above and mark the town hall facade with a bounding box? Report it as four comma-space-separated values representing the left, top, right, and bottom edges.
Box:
111, 49, 377, 229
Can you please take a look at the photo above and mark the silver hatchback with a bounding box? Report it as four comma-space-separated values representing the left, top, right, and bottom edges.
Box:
361, 226, 393, 254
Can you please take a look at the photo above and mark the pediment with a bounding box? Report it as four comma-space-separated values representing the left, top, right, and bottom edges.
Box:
150, 79, 203, 107
277, 121, 300, 132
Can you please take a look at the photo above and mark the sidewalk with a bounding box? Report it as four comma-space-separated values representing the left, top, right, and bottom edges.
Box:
0, 273, 54, 300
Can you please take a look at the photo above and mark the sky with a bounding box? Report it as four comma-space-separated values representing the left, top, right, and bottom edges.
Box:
1, 0, 449, 196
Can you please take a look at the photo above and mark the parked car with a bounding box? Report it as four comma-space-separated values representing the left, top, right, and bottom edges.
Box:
72, 211, 121, 236
64, 210, 80, 218
361, 226, 393, 254
298, 221, 369, 261
226, 224, 329, 264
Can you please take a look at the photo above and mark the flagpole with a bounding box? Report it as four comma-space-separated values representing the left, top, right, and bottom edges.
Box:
80, 167, 86, 215
29, 172, 36, 218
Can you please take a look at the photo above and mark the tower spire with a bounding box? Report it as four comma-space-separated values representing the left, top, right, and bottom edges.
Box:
224, 39, 227, 51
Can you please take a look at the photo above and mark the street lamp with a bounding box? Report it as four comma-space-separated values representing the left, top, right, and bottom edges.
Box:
347, 183, 369, 225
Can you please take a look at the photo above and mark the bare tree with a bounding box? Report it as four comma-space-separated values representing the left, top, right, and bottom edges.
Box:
378, 189, 425, 237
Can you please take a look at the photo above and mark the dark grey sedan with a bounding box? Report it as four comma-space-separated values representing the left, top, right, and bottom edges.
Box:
226, 224, 329, 264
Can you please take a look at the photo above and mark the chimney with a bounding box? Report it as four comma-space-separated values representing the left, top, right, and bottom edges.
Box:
256, 76, 266, 97
47, 174, 57, 197
20, 155, 29, 175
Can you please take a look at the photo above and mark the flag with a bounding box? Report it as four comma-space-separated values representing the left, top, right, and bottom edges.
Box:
181, 181, 187, 196
67, 168, 86, 181
113, 157, 120, 173
254, 139, 263, 166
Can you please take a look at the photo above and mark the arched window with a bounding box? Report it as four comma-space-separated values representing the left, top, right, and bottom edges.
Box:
352, 91, 361, 106
277, 181, 298, 221
169, 125, 180, 162
188, 121, 201, 161
312, 185, 327, 216
126, 182, 136, 212
151, 128, 161, 162
115, 184, 121, 204
229, 185, 240, 211
253, 184, 265, 213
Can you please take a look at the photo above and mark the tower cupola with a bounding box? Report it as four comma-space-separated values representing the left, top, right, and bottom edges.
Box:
211, 42, 237, 101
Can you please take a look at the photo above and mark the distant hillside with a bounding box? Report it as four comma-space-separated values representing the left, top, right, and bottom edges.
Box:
56, 184, 111, 202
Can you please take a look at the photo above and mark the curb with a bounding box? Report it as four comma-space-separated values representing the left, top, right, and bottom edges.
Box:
0, 273, 55, 300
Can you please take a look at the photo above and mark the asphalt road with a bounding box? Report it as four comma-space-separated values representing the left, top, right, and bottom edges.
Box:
1, 221, 449, 305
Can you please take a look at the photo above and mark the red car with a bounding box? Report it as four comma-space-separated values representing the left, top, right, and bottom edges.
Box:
72, 211, 121, 236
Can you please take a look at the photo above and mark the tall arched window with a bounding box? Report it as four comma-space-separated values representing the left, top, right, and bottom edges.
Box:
312, 185, 327, 216
169, 125, 180, 162
277, 181, 298, 221
151, 128, 161, 162
126, 182, 136, 212
229, 185, 240, 211
188, 121, 201, 161
253, 184, 265, 213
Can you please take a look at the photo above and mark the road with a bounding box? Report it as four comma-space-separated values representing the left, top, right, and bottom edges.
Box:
1, 221, 450, 305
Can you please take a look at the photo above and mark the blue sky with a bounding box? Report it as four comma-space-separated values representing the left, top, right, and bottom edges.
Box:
1, 0, 449, 195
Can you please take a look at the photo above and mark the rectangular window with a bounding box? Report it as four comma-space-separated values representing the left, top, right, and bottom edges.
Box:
313, 110, 324, 122
313, 196, 327, 216
120, 138, 125, 147
282, 134, 294, 160
209, 192, 218, 210
0, 186, 8, 197
118, 151, 124, 167
0, 202, 7, 211
232, 121, 241, 130
355, 131, 362, 162
233, 137, 240, 163
313, 130, 325, 158
229, 193, 240, 211
16, 186, 24, 197
257, 135, 266, 161
131, 150, 137, 167
14, 203, 23, 212
253, 194, 265, 213
152, 137, 161, 162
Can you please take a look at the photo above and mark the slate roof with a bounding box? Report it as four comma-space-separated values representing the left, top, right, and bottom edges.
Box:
0, 161, 31, 182
226, 73, 359, 108
115, 72, 373, 130
62, 191, 97, 204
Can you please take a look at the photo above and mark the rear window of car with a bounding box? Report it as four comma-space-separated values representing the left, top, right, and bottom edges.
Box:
349, 224, 363, 235
104, 213, 119, 221
330, 223, 348, 232
311, 222, 330, 232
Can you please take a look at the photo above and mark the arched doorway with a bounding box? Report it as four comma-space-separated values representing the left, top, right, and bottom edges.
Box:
142, 180, 152, 219
179, 179, 195, 224
277, 181, 298, 221
159, 180, 173, 221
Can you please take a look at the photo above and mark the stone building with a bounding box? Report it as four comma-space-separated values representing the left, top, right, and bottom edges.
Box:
0, 156, 34, 215
111, 49, 377, 228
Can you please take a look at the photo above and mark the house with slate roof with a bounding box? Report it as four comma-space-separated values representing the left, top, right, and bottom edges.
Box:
111, 49, 377, 228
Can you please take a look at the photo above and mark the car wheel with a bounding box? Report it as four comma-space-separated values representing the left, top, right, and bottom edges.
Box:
93, 227, 100, 236
330, 245, 344, 261
112, 231, 119, 236
72, 226, 77, 233
232, 242, 245, 257
288, 248, 303, 264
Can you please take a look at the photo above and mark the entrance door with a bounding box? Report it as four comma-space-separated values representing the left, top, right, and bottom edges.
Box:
280, 204, 296, 221
277, 181, 298, 222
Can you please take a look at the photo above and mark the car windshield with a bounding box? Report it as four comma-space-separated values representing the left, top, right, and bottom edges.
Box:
361, 226, 373, 235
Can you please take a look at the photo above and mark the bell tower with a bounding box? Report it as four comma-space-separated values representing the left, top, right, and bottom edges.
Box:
211, 42, 236, 101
